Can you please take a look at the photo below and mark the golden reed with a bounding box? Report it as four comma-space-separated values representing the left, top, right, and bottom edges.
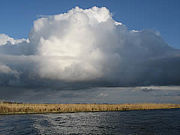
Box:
0, 102, 180, 115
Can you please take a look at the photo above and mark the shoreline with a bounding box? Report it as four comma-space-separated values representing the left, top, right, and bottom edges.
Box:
1, 102, 180, 115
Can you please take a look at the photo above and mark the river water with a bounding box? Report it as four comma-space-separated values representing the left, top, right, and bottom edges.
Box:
0, 109, 180, 135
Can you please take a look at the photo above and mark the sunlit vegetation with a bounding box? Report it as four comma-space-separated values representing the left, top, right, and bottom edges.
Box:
0, 102, 180, 115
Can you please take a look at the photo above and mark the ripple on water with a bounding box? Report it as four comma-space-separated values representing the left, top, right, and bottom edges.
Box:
0, 109, 180, 135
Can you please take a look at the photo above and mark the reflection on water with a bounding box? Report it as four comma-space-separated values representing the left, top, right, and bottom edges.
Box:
0, 109, 180, 135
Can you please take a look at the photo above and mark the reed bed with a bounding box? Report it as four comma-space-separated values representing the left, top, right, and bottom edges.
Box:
0, 102, 180, 115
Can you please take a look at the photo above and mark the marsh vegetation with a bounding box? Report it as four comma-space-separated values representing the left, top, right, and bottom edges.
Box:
0, 102, 180, 115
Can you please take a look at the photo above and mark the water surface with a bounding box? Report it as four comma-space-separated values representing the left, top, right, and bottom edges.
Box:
0, 109, 180, 135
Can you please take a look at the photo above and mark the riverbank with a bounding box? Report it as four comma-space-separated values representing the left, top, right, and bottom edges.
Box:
0, 102, 180, 115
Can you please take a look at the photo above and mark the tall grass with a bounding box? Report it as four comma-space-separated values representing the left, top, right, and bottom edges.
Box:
0, 102, 180, 115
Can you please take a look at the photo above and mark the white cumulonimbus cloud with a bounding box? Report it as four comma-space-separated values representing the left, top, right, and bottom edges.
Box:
29, 6, 124, 81
0, 6, 179, 87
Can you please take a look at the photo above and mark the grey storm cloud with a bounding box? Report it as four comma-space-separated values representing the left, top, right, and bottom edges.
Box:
0, 6, 180, 90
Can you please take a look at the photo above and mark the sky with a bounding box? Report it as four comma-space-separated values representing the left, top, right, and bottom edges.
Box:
0, 0, 180, 103
0, 0, 180, 48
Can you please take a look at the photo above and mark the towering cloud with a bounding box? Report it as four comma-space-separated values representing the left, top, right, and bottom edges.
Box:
0, 6, 179, 89
29, 7, 122, 81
